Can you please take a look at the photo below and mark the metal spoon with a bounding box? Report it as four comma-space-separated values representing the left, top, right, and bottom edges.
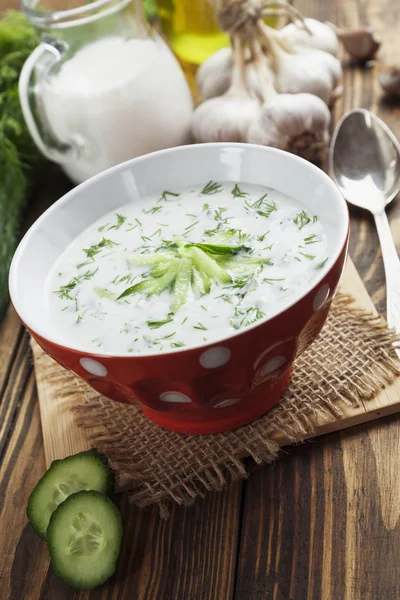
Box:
330, 108, 400, 337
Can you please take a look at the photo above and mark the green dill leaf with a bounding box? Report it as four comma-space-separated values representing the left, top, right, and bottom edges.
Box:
316, 257, 329, 269
158, 190, 180, 202
171, 341, 185, 348
231, 183, 248, 198
108, 213, 126, 230
294, 210, 311, 230
202, 203, 209, 211
147, 317, 174, 329
193, 322, 208, 330
299, 252, 316, 260
201, 180, 223, 195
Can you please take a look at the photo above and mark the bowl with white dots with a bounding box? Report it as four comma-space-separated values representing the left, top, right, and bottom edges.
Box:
9, 143, 349, 434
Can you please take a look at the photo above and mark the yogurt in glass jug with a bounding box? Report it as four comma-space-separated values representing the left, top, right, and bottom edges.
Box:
19, 0, 193, 184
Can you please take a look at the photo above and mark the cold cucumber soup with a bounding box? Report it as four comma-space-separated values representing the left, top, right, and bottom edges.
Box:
46, 181, 329, 354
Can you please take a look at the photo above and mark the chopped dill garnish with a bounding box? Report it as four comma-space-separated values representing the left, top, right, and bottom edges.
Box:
150, 228, 162, 238
294, 210, 317, 230
184, 221, 199, 232
135, 218, 142, 227
162, 332, 175, 340
201, 180, 223, 195
126, 224, 138, 232
97, 223, 109, 232
141, 235, 152, 243
231, 183, 248, 198
83, 238, 118, 260
144, 205, 162, 215
201, 305, 208, 311
295, 257, 301, 262
214, 207, 228, 222
76, 260, 91, 270
171, 341, 185, 348
193, 322, 208, 330
54, 268, 98, 300
231, 306, 266, 329
147, 317, 174, 329
186, 213, 197, 218
158, 190, 180, 202
202, 203, 209, 211
257, 231, 269, 242
304, 234, 320, 244
316, 258, 329, 269
181, 317, 188, 324
299, 252, 316, 260
108, 213, 126, 230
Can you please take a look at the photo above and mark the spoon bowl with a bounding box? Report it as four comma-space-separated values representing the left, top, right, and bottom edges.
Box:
330, 108, 400, 337
330, 108, 400, 214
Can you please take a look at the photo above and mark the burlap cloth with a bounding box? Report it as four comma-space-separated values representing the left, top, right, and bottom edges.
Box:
32, 294, 400, 518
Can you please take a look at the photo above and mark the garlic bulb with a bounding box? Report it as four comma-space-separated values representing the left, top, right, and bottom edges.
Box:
247, 93, 331, 163
196, 47, 233, 100
192, 36, 260, 142
259, 24, 342, 104
337, 26, 381, 61
278, 18, 339, 56
379, 66, 400, 99
196, 47, 262, 101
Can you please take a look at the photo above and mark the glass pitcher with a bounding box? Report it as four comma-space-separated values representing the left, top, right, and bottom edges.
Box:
19, 0, 193, 184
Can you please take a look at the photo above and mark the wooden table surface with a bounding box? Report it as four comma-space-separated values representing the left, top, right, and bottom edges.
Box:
2, 0, 400, 598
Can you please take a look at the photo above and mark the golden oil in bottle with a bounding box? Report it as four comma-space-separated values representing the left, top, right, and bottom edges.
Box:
157, 0, 229, 67
157, 0, 278, 99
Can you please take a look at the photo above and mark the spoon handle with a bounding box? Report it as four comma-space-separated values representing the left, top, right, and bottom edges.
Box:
374, 211, 400, 332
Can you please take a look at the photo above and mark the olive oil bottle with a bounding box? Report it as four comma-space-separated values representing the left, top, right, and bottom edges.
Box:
156, 0, 279, 98
157, 0, 229, 67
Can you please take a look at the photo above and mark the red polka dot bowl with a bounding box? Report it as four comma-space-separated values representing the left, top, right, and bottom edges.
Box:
9, 144, 349, 434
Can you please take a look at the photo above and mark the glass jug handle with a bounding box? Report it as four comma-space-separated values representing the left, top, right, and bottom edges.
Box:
19, 42, 79, 164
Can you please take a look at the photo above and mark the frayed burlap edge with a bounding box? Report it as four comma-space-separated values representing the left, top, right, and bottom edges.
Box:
32, 294, 400, 518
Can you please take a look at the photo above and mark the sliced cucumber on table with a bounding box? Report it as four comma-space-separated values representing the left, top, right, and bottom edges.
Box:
27, 450, 114, 540
47, 490, 122, 590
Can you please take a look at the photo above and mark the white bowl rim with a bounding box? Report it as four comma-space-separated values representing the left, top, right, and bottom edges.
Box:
9, 143, 349, 358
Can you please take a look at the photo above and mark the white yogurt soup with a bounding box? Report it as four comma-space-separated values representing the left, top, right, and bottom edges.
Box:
45, 181, 329, 354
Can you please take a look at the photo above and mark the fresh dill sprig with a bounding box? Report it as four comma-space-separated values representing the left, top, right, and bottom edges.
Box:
108, 213, 126, 230
201, 180, 223, 195
83, 238, 118, 260
158, 190, 180, 202
304, 234, 320, 244
193, 322, 208, 330
316, 258, 329, 269
231, 183, 248, 198
147, 317, 174, 329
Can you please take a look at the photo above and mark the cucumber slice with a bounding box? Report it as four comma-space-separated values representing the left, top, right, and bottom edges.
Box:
27, 450, 114, 540
118, 264, 177, 299
171, 258, 192, 312
47, 491, 122, 590
189, 247, 231, 284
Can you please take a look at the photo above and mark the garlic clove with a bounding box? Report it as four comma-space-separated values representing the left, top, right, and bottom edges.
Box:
196, 47, 263, 101
379, 66, 400, 99
192, 96, 261, 143
336, 26, 381, 61
273, 48, 342, 105
196, 47, 233, 100
246, 93, 331, 163
278, 18, 339, 56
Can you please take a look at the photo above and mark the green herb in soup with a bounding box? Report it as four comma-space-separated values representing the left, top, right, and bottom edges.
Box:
46, 183, 329, 354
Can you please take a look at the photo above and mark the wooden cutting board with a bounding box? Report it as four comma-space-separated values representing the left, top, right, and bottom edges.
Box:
33, 257, 400, 467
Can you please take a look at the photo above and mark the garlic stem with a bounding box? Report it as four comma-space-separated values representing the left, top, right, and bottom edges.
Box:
261, 1, 312, 34
229, 33, 253, 98
249, 37, 277, 101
